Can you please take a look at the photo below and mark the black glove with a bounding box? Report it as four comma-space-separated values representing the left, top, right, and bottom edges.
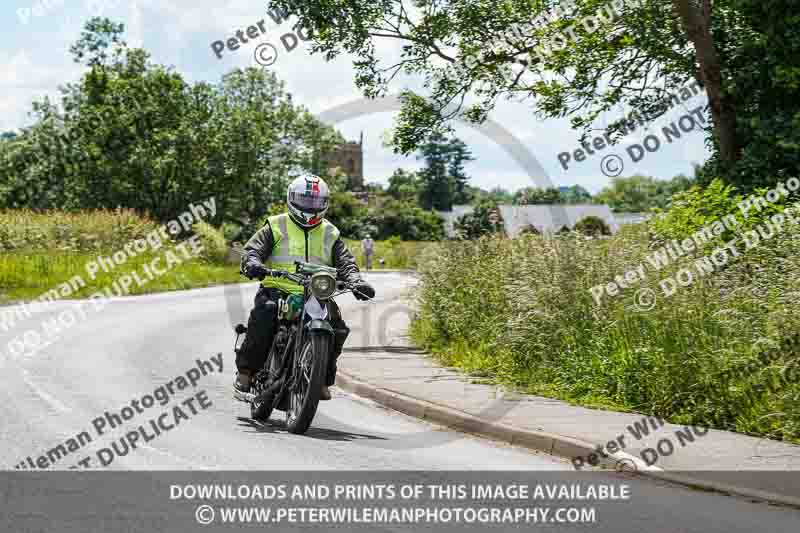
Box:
352, 281, 375, 301
244, 261, 270, 280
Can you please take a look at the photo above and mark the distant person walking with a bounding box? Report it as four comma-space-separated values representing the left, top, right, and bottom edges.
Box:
361, 234, 375, 270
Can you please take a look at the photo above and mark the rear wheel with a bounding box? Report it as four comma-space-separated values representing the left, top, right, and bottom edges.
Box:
286, 334, 329, 434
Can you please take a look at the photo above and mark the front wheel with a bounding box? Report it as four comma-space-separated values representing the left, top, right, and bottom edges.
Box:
286, 333, 330, 434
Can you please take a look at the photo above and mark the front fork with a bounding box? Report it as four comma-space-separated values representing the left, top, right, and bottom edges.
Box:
298, 319, 344, 391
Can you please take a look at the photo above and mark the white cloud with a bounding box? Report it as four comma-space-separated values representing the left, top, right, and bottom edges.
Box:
0, 50, 83, 131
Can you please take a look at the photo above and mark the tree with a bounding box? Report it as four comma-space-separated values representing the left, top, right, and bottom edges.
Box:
0, 17, 343, 230
513, 185, 592, 205
487, 187, 514, 204
447, 137, 475, 204
326, 191, 371, 238
470, 186, 514, 205
514, 187, 563, 205
369, 199, 445, 240
387, 168, 421, 201
453, 200, 505, 239
363, 181, 386, 194
270, 0, 800, 190
595, 173, 695, 212
560, 185, 592, 203
417, 133, 453, 210
416, 133, 473, 211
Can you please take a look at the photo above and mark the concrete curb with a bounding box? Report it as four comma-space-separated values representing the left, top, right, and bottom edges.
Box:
334, 372, 656, 474
335, 371, 800, 509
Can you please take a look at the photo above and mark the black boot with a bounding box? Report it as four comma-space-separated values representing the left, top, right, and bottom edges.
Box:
234, 289, 279, 397
326, 324, 350, 387
234, 371, 251, 394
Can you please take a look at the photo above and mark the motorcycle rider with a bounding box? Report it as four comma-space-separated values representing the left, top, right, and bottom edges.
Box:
235, 174, 375, 401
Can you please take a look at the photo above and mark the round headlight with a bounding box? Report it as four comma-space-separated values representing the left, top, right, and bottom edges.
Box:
310, 272, 336, 300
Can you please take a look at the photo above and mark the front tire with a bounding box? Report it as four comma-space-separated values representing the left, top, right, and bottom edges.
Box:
286, 333, 330, 434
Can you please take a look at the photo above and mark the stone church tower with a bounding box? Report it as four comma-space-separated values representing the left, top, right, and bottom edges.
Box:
320, 132, 364, 190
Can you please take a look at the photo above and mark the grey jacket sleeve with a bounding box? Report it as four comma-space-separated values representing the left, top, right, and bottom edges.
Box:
240, 221, 275, 276
332, 238, 362, 283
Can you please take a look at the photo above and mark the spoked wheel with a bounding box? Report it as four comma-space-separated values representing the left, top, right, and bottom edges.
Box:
286, 334, 329, 434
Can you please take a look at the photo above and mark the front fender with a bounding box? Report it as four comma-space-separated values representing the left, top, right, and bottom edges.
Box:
305, 319, 334, 335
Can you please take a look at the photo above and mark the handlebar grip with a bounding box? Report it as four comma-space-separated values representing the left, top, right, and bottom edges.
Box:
244, 264, 274, 280
259, 269, 277, 280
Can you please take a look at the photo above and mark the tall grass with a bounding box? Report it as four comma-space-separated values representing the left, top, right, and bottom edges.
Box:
0, 209, 240, 304
0, 208, 159, 252
412, 222, 800, 442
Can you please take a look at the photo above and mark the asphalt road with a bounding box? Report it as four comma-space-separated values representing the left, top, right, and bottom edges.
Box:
0, 273, 798, 532
0, 273, 563, 471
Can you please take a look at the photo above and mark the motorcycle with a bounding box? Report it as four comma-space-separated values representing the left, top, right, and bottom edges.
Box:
233, 261, 369, 435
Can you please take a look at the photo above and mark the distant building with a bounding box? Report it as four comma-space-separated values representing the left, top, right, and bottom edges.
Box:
438, 204, 621, 238
320, 133, 364, 190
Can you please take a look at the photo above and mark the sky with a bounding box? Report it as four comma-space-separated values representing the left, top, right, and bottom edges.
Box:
1, 0, 711, 194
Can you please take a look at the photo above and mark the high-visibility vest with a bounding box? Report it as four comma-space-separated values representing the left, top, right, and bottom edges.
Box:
262, 213, 341, 294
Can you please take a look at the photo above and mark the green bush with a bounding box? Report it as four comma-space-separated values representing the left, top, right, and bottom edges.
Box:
453, 200, 504, 239
327, 192, 371, 239
193, 221, 229, 264
368, 199, 445, 241
328, 195, 444, 241
573, 216, 611, 237
518, 224, 541, 236
650, 178, 797, 248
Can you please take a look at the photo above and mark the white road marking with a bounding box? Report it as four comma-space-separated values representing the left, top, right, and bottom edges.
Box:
21, 369, 71, 413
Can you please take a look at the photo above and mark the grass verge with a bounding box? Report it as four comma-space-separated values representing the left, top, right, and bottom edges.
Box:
0, 209, 428, 306
411, 219, 800, 443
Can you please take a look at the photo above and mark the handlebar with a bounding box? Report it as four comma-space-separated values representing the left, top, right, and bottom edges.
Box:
251, 268, 306, 285
246, 266, 355, 289
245, 262, 370, 299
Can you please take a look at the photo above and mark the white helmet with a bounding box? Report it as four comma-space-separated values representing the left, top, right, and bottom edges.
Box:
287, 174, 330, 229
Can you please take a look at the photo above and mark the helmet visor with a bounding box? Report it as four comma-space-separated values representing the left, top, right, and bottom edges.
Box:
289, 191, 329, 214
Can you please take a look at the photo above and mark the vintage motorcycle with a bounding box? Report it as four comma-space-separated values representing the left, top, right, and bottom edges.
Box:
233, 261, 368, 435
